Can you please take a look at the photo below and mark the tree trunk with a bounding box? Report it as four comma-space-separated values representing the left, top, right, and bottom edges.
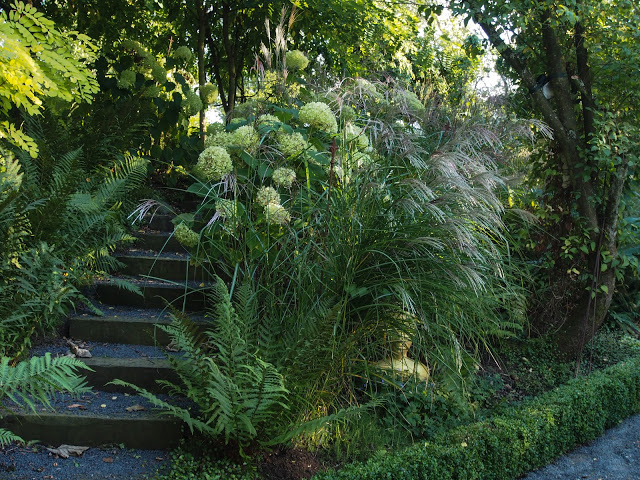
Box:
467, 3, 627, 357
196, 0, 207, 147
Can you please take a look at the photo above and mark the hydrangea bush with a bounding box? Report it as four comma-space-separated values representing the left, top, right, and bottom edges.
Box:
168, 53, 527, 450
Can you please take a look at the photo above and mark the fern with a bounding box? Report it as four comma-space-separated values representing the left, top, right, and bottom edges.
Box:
110, 277, 289, 454
0, 353, 92, 446
0, 428, 23, 448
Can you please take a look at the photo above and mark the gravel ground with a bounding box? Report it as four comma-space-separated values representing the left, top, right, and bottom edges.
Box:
30, 341, 170, 360
1, 443, 171, 480
521, 413, 640, 480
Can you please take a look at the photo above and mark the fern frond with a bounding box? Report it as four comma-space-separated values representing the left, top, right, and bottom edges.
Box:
107, 379, 214, 436
99, 277, 142, 296
0, 428, 24, 448
0, 354, 91, 412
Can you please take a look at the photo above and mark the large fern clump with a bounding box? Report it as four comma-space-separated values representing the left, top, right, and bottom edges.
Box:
0, 121, 148, 358
0, 353, 91, 447
111, 277, 289, 453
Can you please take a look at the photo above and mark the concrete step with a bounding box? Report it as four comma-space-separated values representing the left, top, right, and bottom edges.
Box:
133, 230, 185, 252
1, 389, 187, 449
145, 213, 175, 232
69, 306, 209, 346
116, 252, 217, 282
69, 307, 175, 345
30, 342, 182, 393
81, 357, 180, 393
94, 278, 208, 311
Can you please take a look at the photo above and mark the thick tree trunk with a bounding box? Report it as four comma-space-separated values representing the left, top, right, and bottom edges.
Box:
468, 3, 627, 357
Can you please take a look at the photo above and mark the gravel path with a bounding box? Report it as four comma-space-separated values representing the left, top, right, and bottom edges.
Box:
521, 413, 640, 480
1, 443, 171, 480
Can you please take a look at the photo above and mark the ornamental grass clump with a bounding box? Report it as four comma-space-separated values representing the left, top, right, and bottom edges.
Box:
195, 146, 232, 181
299, 102, 338, 133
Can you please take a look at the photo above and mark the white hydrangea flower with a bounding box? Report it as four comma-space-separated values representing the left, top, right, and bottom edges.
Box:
151, 65, 167, 83
256, 114, 280, 129
277, 132, 308, 157
272, 167, 297, 188
117, 70, 136, 89
172, 46, 193, 62
344, 123, 369, 151
200, 83, 217, 105
299, 102, 338, 133
229, 125, 259, 154
215, 199, 238, 229
174, 223, 199, 248
393, 90, 425, 115
196, 146, 233, 181
340, 105, 357, 122
256, 186, 280, 207
285, 50, 309, 71
205, 131, 231, 148
265, 202, 291, 225
182, 90, 203, 117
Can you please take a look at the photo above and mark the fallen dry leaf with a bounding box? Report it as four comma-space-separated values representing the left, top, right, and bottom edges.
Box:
67, 403, 87, 410
125, 404, 146, 412
66, 338, 92, 358
102, 457, 114, 463
46, 445, 90, 459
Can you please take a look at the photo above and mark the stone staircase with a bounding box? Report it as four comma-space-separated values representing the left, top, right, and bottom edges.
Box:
2, 211, 210, 450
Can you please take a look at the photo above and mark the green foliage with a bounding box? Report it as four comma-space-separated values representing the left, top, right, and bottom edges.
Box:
313, 354, 640, 480
155, 450, 255, 480
158, 52, 532, 454
0, 124, 148, 357
0, 1, 99, 157
0, 353, 92, 447
110, 277, 289, 454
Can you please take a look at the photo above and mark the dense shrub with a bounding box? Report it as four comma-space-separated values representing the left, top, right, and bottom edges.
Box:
313, 354, 640, 480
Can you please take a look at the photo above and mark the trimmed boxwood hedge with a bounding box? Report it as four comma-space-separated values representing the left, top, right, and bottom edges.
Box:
313, 356, 640, 480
